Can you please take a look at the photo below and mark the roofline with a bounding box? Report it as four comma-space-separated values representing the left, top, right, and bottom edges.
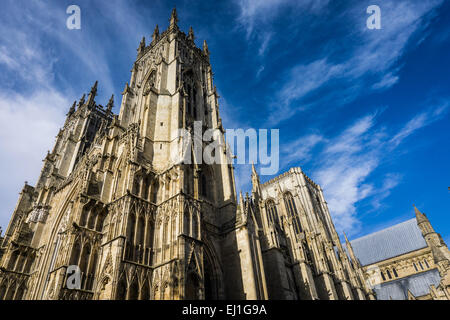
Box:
359, 245, 429, 267
350, 217, 418, 244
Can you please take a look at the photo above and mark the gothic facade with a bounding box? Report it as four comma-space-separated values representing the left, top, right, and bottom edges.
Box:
347, 207, 450, 300
0, 9, 447, 301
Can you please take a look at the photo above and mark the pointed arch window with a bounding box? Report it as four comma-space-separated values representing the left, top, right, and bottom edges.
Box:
69, 241, 81, 266
266, 200, 279, 226
284, 192, 302, 234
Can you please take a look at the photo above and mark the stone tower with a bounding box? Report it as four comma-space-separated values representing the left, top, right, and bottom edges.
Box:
415, 206, 450, 299
0, 9, 258, 300
0, 9, 378, 300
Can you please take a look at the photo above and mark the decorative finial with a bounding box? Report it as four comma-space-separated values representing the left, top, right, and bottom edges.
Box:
90, 81, 98, 95
67, 100, 76, 116
152, 25, 160, 42
138, 36, 146, 55
107, 94, 114, 114
203, 40, 209, 55
87, 81, 98, 107
78, 93, 86, 107
122, 82, 131, 95
188, 26, 195, 41
414, 205, 428, 224
251, 162, 258, 176
343, 231, 350, 243
170, 7, 178, 27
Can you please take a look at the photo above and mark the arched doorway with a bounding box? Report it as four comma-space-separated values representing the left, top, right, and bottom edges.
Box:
203, 254, 215, 300
202, 244, 223, 300
185, 272, 201, 300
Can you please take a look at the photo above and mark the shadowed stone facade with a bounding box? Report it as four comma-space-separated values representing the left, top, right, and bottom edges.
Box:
0, 9, 446, 301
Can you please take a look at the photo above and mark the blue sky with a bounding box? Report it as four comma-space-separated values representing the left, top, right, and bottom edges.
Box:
0, 0, 449, 243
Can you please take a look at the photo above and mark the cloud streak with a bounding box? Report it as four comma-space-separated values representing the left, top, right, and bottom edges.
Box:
281, 102, 448, 235
0, 0, 154, 229
265, 0, 444, 125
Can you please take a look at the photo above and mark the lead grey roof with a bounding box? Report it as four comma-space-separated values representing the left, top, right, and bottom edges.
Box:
350, 218, 427, 266
373, 268, 441, 300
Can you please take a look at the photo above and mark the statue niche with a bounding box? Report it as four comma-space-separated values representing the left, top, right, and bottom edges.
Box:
143, 70, 156, 96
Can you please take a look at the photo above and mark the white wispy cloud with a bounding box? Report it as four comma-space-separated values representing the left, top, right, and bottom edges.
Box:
281, 102, 448, 235
235, 0, 329, 37
369, 173, 402, 211
313, 114, 381, 234
266, 0, 444, 125
0, 90, 68, 228
281, 133, 323, 165
258, 32, 273, 57
0, 0, 153, 229
389, 101, 450, 148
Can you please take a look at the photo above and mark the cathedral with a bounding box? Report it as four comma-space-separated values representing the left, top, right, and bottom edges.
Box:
0, 9, 448, 300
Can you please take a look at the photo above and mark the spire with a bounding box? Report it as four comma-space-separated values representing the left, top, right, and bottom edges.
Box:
90, 80, 98, 96
414, 205, 429, 224
344, 232, 361, 268
188, 26, 195, 41
152, 25, 159, 42
138, 36, 146, 55
343, 232, 350, 244
251, 162, 258, 177
78, 93, 86, 107
67, 101, 76, 116
106, 94, 114, 114
169, 7, 178, 27
239, 191, 244, 208
122, 82, 131, 95
203, 40, 209, 55
251, 162, 261, 197
87, 81, 98, 106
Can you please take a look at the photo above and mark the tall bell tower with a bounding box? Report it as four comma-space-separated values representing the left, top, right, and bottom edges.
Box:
0, 9, 265, 301
92, 8, 241, 300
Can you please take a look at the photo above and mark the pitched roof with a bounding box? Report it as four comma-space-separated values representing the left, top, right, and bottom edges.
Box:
373, 269, 441, 300
350, 218, 427, 266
